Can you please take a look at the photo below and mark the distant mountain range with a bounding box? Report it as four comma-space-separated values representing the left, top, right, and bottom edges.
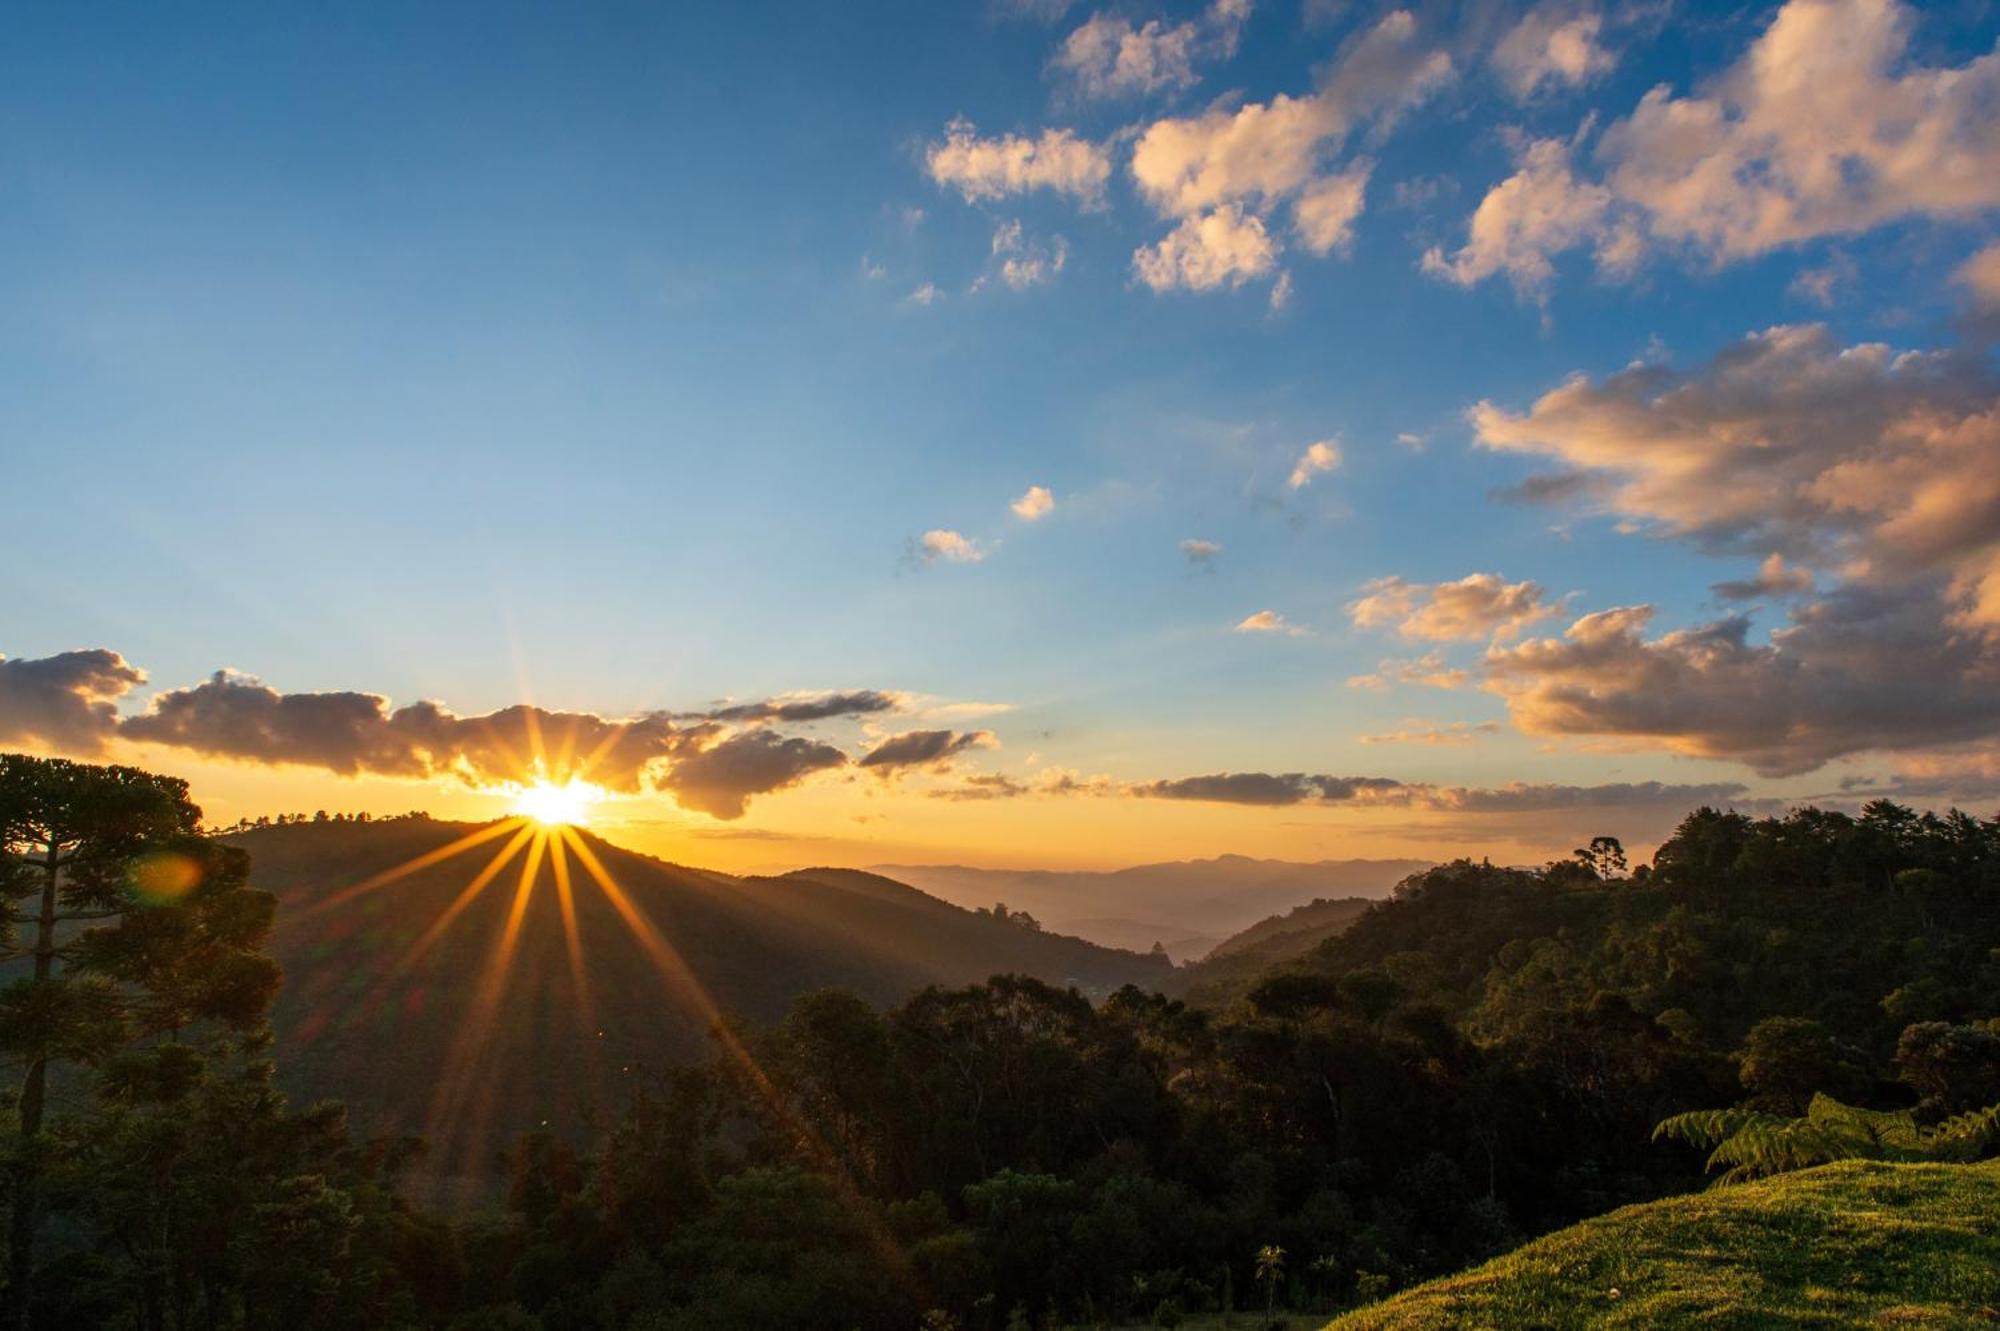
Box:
231, 818, 1171, 1179
868, 854, 1429, 960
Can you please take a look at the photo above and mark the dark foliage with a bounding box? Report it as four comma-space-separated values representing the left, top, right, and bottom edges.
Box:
10, 774, 2000, 1328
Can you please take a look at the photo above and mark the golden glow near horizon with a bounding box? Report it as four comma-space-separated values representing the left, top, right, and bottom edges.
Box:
508, 776, 604, 827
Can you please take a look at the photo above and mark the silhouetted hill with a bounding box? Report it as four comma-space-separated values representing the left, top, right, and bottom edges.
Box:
229, 818, 1170, 1177
870, 854, 1429, 954
1166, 894, 1374, 1006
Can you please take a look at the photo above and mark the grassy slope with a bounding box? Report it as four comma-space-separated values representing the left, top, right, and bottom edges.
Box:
1327, 1160, 2000, 1329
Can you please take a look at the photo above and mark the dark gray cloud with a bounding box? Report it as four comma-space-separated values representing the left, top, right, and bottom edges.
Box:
0, 650, 146, 753
1485, 584, 2000, 777
658, 730, 849, 820
0, 652, 910, 820
1131, 772, 1407, 806
700, 691, 906, 724
858, 729, 996, 772
1128, 771, 1751, 814
122, 671, 684, 791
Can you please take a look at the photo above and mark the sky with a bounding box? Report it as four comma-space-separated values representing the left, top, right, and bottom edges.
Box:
3, 0, 1998, 872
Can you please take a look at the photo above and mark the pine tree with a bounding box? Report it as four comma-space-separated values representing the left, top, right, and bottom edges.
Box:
0, 754, 280, 1325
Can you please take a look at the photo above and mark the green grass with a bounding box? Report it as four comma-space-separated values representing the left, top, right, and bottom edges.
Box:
1326, 1160, 2000, 1329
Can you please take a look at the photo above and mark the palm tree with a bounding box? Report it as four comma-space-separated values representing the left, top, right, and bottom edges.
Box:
1255, 1244, 1285, 1328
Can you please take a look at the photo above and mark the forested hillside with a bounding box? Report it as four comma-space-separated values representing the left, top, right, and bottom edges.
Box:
232, 817, 1170, 1167
1166, 895, 1375, 1005
16, 771, 2000, 1329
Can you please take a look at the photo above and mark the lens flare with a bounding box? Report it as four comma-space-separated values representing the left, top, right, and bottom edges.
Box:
509, 777, 602, 826
130, 849, 202, 903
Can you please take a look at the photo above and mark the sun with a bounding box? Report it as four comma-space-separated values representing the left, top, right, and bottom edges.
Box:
509, 777, 602, 826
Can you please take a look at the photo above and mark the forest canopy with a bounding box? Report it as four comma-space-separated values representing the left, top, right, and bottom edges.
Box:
4, 753, 1999, 1329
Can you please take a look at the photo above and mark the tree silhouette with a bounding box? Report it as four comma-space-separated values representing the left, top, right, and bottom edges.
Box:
1255, 1244, 1285, 1327
0, 754, 279, 1325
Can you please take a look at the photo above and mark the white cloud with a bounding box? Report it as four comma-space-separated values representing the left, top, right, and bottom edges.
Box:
1133, 205, 1279, 291
1011, 485, 1055, 520
991, 220, 1070, 289
1286, 438, 1342, 489
1422, 136, 1616, 295
908, 282, 941, 305
925, 118, 1112, 205
1471, 323, 2000, 625
1051, 13, 1202, 100
1350, 573, 1560, 640
1435, 0, 2000, 293
1492, 6, 1616, 100
1181, 538, 1222, 566
1292, 161, 1372, 254
1126, 10, 1451, 293
1958, 241, 2000, 311
1268, 269, 1294, 311
1469, 322, 2000, 776
918, 529, 985, 563
1236, 609, 1306, 635
1396, 431, 1426, 449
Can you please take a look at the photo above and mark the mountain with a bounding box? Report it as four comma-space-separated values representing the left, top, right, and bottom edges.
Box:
229, 817, 1171, 1178
1327, 1160, 2000, 1328
1165, 895, 1375, 1006
869, 854, 1429, 957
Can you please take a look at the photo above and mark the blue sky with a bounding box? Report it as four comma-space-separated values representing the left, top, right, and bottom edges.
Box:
4, 0, 1998, 867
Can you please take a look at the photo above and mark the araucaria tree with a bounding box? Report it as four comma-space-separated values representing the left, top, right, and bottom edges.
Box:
0, 754, 279, 1325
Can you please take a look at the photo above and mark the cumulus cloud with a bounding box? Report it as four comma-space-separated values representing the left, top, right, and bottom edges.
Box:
858, 728, 997, 773
4, 653, 924, 820
658, 729, 848, 820
1711, 553, 1815, 602
1011, 485, 1055, 520
1422, 136, 1620, 295
916, 529, 986, 564
1286, 438, 1342, 488
1292, 161, 1372, 254
1959, 242, 2000, 310
925, 118, 1112, 205
1049, 0, 1249, 102
1484, 590, 2000, 776
1133, 205, 1278, 291
1435, 0, 2000, 292
1349, 573, 1559, 640
1236, 610, 1304, 634
1492, 5, 1616, 100
1127, 9, 1451, 292
1958, 242, 2000, 338
0, 649, 146, 754
1472, 323, 2000, 623
1468, 320, 2000, 775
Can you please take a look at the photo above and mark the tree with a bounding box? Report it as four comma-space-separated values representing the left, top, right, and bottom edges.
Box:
0, 754, 279, 1326
1736, 1017, 1866, 1115
1254, 1244, 1284, 1327
1572, 836, 1627, 880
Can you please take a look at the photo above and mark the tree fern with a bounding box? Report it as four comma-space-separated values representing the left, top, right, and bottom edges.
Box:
1655, 1093, 2000, 1183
